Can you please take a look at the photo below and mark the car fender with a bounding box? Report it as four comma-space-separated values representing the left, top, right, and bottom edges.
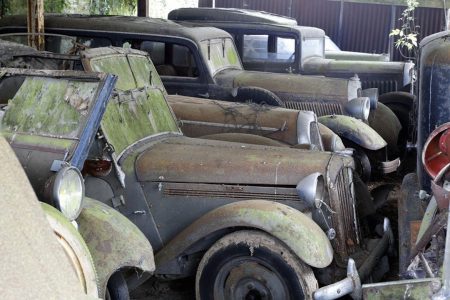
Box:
318, 115, 387, 151
367, 102, 402, 150
156, 200, 333, 271
77, 197, 155, 297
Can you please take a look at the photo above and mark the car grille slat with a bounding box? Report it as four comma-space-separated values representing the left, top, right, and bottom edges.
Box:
284, 101, 343, 117
362, 80, 398, 94
331, 168, 360, 257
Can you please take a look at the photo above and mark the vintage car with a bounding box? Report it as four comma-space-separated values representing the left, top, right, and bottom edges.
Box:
0, 37, 399, 181
168, 7, 414, 131
0, 15, 403, 159
0, 135, 94, 299
76, 45, 395, 299
0, 68, 155, 299
169, 7, 390, 62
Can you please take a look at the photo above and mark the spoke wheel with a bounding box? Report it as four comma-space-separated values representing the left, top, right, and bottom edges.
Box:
196, 230, 318, 300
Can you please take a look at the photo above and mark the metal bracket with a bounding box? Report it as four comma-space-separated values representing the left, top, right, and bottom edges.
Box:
110, 195, 125, 208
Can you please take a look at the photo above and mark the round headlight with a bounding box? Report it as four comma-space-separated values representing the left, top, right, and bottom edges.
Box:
53, 166, 85, 221
296, 172, 325, 209
344, 97, 370, 122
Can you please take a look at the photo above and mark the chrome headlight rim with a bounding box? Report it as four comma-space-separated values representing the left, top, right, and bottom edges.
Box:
52, 166, 85, 221
296, 172, 326, 209
345, 97, 370, 122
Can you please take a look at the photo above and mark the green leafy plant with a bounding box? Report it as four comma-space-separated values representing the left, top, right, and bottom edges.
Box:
389, 0, 419, 58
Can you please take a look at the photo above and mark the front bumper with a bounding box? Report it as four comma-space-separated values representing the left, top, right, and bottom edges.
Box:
379, 157, 401, 174
314, 218, 393, 300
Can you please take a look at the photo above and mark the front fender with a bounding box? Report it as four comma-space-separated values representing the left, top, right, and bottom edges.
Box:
156, 200, 333, 270
319, 115, 387, 151
77, 198, 155, 297
368, 102, 402, 150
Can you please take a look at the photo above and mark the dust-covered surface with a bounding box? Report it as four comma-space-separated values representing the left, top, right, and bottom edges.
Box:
131, 277, 195, 300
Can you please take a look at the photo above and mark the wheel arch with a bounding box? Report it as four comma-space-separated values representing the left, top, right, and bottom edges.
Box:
155, 200, 334, 276
76, 197, 155, 298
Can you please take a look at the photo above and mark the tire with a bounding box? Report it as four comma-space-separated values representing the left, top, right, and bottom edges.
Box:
379, 92, 414, 141
44, 207, 99, 297
106, 272, 129, 300
233, 86, 284, 107
196, 230, 318, 300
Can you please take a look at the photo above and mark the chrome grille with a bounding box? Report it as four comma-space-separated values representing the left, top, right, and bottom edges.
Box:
284, 101, 343, 117
362, 80, 398, 94
332, 168, 360, 256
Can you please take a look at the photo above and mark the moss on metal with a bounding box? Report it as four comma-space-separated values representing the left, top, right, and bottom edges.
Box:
101, 87, 179, 155
1, 77, 96, 138
90, 56, 136, 91
1, 131, 75, 150
128, 55, 166, 92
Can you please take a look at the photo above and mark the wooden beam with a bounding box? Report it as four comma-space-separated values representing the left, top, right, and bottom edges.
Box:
328, 0, 447, 8
27, 0, 44, 50
137, 0, 149, 17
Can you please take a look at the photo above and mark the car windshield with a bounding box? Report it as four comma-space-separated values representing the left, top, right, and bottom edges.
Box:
0, 76, 97, 139
87, 52, 180, 155
200, 38, 242, 76
325, 36, 340, 51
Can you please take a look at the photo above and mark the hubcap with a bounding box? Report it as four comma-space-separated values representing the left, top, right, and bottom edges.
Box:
214, 259, 289, 300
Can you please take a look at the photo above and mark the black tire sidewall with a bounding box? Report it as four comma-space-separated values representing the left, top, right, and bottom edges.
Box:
107, 272, 129, 300
197, 241, 305, 300
235, 87, 283, 107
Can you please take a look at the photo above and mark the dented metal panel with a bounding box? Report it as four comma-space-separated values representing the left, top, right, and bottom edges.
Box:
135, 135, 349, 186
77, 197, 155, 298
155, 200, 334, 270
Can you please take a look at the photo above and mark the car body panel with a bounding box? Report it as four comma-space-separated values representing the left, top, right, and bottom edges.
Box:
155, 200, 334, 270
135, 135, 344, 186
77, 197, 155, 297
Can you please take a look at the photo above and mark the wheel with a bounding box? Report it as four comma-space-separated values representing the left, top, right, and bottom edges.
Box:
196, 230, 318, 300
106, 272, 129, 300
233, 86, 284, 107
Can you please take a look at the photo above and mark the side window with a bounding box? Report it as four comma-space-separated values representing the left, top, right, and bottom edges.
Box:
243, 35, 269, 60
126, 40, 198, 78
76, 36, 112, 48
243, 34, 295, 62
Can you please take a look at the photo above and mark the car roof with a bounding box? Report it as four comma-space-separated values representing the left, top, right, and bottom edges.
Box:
169, 7, 298, 25
0, 14, 233, 43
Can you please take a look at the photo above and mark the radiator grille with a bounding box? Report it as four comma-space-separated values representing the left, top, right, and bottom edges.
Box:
332, 168, 360, 256
362, 80, 398, 94
284, 101, 343, 117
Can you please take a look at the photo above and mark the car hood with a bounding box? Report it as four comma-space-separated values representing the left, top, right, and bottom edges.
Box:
215, 69, 356, 102
135, 136, 352, 185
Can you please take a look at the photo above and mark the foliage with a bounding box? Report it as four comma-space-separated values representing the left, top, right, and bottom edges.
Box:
0, 0, 136, 16
389, 0, 419, 59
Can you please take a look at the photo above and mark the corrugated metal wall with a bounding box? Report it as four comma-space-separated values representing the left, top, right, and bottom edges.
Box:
198, 0, 446, 61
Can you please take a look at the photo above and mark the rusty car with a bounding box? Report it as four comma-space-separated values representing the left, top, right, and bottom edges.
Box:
0, 68, 155, 299
0, 44, 392, 298
0, 37, 400, 181
0, 134, 96, 299
168, 7, 414, 133
77, 45, 394, 299
169, 7, 390, 62
0, 15, 403, 159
